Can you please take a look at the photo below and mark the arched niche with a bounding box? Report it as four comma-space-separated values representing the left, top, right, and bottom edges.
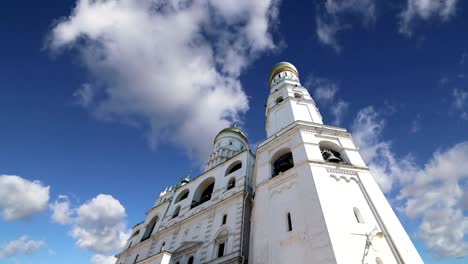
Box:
191, 177, 215, 208
225, 160, 242, 176
319, 141, 350, 164
140, 215, 158, 241
175, 189, 189, 203
271, 148, 294, 177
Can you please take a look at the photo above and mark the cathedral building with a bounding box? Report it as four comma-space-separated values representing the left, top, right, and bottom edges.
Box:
114, 62, 424, 264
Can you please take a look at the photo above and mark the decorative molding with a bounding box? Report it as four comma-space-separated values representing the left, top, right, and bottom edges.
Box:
326, 168, 358, 176
300, 126, 350, 139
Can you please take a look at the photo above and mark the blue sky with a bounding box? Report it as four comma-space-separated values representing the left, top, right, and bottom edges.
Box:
0, 0, 467, 263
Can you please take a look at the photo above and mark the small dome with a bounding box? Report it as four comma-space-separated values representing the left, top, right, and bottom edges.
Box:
214, 127, 248, 143
269, 62, 299, 84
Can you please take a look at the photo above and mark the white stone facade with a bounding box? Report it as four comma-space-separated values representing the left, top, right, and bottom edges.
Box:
115, 62, 424, 264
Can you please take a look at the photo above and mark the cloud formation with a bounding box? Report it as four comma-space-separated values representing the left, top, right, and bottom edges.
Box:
351, 106, 468, 258
0, 236, 45, 259
309, 76, 349, 126
452, 88, 468, 120
0, 175, 50, 220
399, 0, 459, 36
71, 194, 129, 254
315, 0, 376, 52
50, 195, 73, 224
48, 0, 280, 160
91, 254, 117, 264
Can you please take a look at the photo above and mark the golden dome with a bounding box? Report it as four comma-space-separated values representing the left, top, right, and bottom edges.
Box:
214, 127, 248, 143
269, 62, 299, 83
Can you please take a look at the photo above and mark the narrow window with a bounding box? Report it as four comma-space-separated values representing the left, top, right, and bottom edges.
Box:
160, 242, 165, 252
133, 254, 139, 264
173, 206, 180, 218
227, 178, 235, 190
222, 214, 227, 225
287, 213, 293, 232
127, 241, 133, 249
217, 242, 225, 258
353, 207, 364, 223
294, 92, 302, 98
188, 256, 194, 264
276, 96, 283, 104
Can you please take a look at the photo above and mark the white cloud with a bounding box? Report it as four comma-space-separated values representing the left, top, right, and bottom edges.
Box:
399, 0, 459, 36
91, 254, 117, 264
331, 100, 349, 126
351, 106, 468, 258
452, 88, 468, 120
71, 194, 129, 254
48, 0, 280, 160
0, 175, 50, 221
0, 236, 45, 259
50, 195, 73, 225
316, 0, 376, 52
310, 76, 349, 126
313, 81, 338, 103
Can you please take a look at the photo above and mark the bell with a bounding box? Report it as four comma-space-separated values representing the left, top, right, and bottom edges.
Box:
321, 149, 342, 163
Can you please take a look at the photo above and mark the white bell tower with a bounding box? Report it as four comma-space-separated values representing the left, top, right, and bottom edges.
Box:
249, 62, 423, 264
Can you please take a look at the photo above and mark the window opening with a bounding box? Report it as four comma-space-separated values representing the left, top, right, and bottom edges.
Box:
227, 178, 235, 190
127, 241, 133, 249
191, 179, 215, 209
294, 92, 302, 98
140, 216, 158, 241
272, 152, 294, 177
173, 206, 180, 218
188, 256, 194, 264
227, 162, 242, 175
160, 242, 165, 252
287, 213, 293, 232
276, 96, 283, 104
133, 254, 139, 264
218, 242, 225, 258
222, 214, 227, 225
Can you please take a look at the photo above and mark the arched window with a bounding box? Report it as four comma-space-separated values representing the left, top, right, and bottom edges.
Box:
191, 177, 215, 209
222, 214, 227, 225
175, 189, 189, 203
294, 92, 302, 98
187, 256, 194, 264
226, 161, 242, 175
214, 229, 229, 259
173, 206, 180, 218
140, 215, 158, 241
227, 178, 235, 190
276, 96, 283, 104
353, 207, 364, 223
272, 149, 294, 177
319, 141, 350, 164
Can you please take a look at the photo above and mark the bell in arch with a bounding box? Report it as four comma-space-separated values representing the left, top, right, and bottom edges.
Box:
321, 149, 342, 163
